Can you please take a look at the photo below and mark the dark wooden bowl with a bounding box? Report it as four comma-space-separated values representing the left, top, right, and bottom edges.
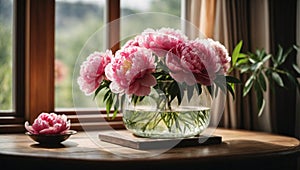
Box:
25, 130, 77, 145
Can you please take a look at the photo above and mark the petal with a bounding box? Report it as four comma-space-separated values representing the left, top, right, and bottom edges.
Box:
39, 127, 56, 134
109, 81, 124, 94
140, 74, 157, 87
24, 121, 37, 134
128, 82, 140, 95
134, 85, 151, 96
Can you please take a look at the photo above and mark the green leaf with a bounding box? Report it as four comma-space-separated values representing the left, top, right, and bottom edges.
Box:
243, 75, 254, 97
169, 82, 178, 102
258, 72, 267, 91
240, 65, 251, 73
196, 83, 202, 96
238, 53, 247, 58
254, 81, 265, 117
262, 54, 272, 63
271, 72, 284, 87
93, 81, 109, 100
257, 49, 266, 60
225, 76, 242, 84
176, 85, 183, 105
132, 95, 139, 105
207, 86, 212, 96
279, 46, 293, 65
258, 99, 266, 117
236, 58, 249, 66
105, 94, 113, 117
265, 69, 276, 92
138, 96, 145, 102
93, 87, 102, 100
103, 89, 111, 102
286, 71, 300, 89
112, 95, 119, 119
250, 61, 264, 72
226, 83, 235, 99
293, 64, 300, 75
249, 57, 257, 64
274, 45, 283, 67
232, 40, 243, 67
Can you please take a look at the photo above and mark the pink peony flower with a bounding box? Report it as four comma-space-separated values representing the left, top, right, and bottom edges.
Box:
166, 38, 225, 86
207, 38, 231, 73
77, 50, 113, 95
105, 46, 157, 96
25, 112, 70, 134
138, 27, 188, 56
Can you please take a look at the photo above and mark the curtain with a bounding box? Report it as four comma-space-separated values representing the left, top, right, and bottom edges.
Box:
186, 0, 272, 132
187, 0, 300, 136
269, 0, 297, 137
295, 0, 300, 138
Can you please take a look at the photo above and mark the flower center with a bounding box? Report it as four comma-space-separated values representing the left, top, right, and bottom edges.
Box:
122, 59, 132, 73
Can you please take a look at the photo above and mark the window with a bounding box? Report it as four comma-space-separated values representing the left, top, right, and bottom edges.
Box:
0, 0, 13, 112
0, 0, 182, 133
120, 0, 181, 45
0, 0, 26, 133
55, 0, 105, 109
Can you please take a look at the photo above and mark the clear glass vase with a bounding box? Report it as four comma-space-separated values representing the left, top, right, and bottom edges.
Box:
122, 83, 212, 138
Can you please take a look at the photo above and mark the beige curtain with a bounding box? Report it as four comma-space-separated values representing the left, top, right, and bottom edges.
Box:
186, 0, 272, 132
192, 0, 215, 38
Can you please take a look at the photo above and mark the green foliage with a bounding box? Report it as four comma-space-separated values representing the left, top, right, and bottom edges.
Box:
55, 1, 105, 108
150, 0, 181, 16
0, 9, 13, 111
231, 41, 300, 116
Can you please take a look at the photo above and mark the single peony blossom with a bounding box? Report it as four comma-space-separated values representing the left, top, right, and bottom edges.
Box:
105, 46, 157, 96
25, 112, 70, 134
77, 50, 113, 95
166, 38, 225, 86
138, 27, 188, 57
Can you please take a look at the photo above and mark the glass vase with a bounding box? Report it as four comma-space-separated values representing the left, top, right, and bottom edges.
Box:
122, 83, 212, 138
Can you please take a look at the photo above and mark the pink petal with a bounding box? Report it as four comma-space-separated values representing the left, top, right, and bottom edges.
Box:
128, 82, 140, 95
140, 74, 157, 87
134, 85, 151, 96
39, 127, 57, 134
24, 121, 37, 134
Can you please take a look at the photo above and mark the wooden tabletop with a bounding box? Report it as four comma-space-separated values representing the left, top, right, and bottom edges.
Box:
0, 128, 299, 170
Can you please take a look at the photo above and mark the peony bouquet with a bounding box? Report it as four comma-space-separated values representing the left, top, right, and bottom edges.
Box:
77, 27, 238, 118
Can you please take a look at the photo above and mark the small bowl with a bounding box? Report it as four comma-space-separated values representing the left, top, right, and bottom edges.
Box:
25, 130, 77, 145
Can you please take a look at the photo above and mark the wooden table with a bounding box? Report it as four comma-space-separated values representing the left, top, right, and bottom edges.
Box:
0, 128, 299, 170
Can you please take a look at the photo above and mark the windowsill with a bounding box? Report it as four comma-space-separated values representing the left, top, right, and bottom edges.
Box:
0, 128, 299, 170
